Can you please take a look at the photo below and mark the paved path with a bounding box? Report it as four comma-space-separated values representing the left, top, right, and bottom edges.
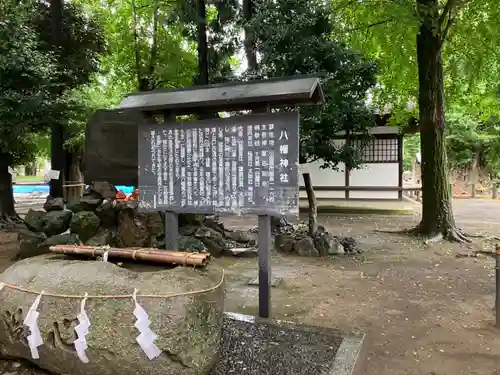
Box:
13, 196, 500, 225
14, 195, 45, 217
451, 199, 500, 224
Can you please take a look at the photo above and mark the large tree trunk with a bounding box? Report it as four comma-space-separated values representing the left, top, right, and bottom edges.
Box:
195, 0, 212, 122
196, 0, 209, 86
243, 0, 258, 74
469, 145, 480, 198
49, 0, 65, 198
415, 0, 465, 242
131, 0, 146, 91
0, 154, 21, 227
64, 152, 84, 202
147, 0, 159, 90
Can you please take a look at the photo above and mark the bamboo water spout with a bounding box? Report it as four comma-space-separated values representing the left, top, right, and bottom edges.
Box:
49, 245, 211, 267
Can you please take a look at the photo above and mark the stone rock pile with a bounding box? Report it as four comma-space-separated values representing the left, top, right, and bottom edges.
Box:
17, 182, 257, 260
274, 224, 357, 257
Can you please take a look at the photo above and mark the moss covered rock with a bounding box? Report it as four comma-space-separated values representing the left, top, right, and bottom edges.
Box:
42, 210, 72, 237
70, 211, 100, 242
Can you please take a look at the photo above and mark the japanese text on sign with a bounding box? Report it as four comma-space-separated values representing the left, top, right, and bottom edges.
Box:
138, 112, 299, 216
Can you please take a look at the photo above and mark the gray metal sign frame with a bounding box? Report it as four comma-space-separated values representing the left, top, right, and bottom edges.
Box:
137, 111, 300, 319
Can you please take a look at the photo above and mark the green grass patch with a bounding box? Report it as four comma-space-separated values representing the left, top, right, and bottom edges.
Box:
15, 175, 45, 184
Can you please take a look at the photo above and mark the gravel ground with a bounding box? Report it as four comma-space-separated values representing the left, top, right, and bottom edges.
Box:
2, 199, 500, 374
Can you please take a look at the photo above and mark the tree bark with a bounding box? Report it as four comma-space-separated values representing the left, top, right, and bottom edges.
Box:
64, 152, 84, 202
243, 0, 258, 74
49, 0, 65, 198
415, 0, 465, 242
196, 0, 209, 86
469, 146, 480, 198
147, 0, 159, 90
25, 163, 37, 176
132, 0, 145, 91
302, 172, 317, 237
0, 154, 21, 227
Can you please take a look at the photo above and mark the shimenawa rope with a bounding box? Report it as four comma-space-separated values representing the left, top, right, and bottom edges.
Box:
0, 269, 224, 300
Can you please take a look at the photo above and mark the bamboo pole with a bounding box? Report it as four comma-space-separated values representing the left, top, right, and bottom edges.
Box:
49, 245, 211, 267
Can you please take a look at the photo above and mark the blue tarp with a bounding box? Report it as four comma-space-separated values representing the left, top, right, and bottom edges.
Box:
13, 185, 134, 195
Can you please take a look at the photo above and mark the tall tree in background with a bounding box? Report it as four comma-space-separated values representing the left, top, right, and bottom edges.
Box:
131, 0, 164, 91
31, 0, 106, 200
171, 0, 239, 85
0, 1, 60, 225
195, 0, 209, 86
49, 0, 65, 198
333, 0, 500, 242
94, 0, 197, 92
242, 0, 258, 74
251, 0, 377, 234
445, 109, 500, 184
64, 0, 198, 156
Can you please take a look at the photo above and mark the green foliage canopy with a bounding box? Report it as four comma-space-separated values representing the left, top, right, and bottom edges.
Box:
89, 0, 199, 90
251, 0, 378, 169
66, 0, 201, 151
0, 1, 59, 165
331, 0, 500, 121
446, 108, 500, 178
170, 0, 240, 84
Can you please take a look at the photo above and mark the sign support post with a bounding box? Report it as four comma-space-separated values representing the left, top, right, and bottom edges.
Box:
256, 105, 272, 319
164, 213, 178, 250
163, 110, 179, 250
258, 215, 272, 318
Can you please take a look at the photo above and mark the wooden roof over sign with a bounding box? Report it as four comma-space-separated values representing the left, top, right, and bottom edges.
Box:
117, 75, 325, 114
83, 75, 325, 185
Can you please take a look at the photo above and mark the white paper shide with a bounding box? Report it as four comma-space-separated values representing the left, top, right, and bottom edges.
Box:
23, 292, 44, 359
133, 289, 162, 360
74, 293, 91, 363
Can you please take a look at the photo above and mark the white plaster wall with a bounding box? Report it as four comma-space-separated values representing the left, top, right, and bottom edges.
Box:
298, 138, 401, 200
299, 139, 346, 198
299, 162, 400, 199
299, 160, 346, 199
349, 163, 399, 199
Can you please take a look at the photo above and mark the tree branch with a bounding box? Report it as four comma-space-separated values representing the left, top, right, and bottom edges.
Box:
439, 0, 471, 27
440, 13, 453, 45
438, 0, 457, 27
438, 1, 457, 49
438, 0, 468, 48
131, 0, 142, 91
